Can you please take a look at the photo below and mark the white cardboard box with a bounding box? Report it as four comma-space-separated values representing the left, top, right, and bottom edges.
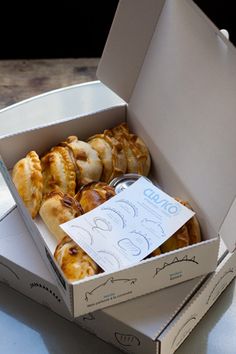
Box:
0, 85, 219, 319
83, 242, 235, 354
1, 0, 235, 317
0, 179, 71, 321
0, 196, 235, 354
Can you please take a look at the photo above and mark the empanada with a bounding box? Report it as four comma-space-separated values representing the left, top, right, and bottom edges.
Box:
175, 198, 201, 245
156, 199, 201, 254
111, 123, 139, 173
160, 224, 190, 253
39, 191, 83, 242
88, 130, 127, 183
88, 134, 113, 182
75, 182, 116, 213
112, 123, 151, 176
12, 151, 43, 218
61, 136, 102, 186
54, 235, 100, 282
129, 133, 151, 176
41, 146, 76, 196
104, 130, 127, 180
151, 247, 161, 257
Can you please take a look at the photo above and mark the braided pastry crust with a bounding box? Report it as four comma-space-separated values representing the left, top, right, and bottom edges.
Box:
12, 151, 43, 218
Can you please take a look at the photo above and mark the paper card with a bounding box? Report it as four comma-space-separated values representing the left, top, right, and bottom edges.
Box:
61, 178, 194, 272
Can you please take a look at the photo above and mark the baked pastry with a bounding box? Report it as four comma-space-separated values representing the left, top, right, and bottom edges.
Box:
39, 191, 83, 242
75, 182, 116, 213
105, 129, 128, 180
61, 136, 102, 186
88, 134, 113, 182
151, 247, 161, 257
12, 151, 43, 218
41, 146, 76, 196
54, 235, 100, 282
160, 199, 201, 253
175, 198, 201, 245
88, 130, 127, 183
129, 133, 151, 176
111, 123, 138, 174
111, 123, 151, 176
160, 225, 190, 253
151, 199, 201, 255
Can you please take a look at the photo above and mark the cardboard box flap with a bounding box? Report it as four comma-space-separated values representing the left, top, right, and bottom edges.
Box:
97, 0, 166, 102
97, 0, 234, 103
219, 197, 236, 252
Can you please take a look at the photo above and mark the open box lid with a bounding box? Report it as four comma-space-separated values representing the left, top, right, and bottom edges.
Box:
97, 0, 166, 101
97, 0, 234, 102
219, 197, 236, 252
97, 0, 236, 250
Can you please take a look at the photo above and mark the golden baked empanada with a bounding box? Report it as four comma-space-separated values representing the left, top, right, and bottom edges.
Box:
88, 134, 113, 182
112, 123, 139, 173
54, 235, 100, 282
104, 130, 128, 180
75, 182, 116, 213
175, 198, 201, 245
160, 225, 190, 253
12, 151, 43, 218
151, 247, 161, 257
112, 123, 151, 176
61, 136, 102, 186
41, 146, 76, 196
88, 130, 127, 183
157, 199, 201, 255
129, 133, 151, 176
39, 191, 83, 242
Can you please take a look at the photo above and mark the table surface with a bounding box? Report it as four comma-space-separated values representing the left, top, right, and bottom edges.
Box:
0, 58, 236, 354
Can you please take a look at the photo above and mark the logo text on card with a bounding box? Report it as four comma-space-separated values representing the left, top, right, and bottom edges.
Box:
144, 188, 181, 216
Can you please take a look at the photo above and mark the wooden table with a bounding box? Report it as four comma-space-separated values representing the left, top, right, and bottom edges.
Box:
0, 58, 99, 109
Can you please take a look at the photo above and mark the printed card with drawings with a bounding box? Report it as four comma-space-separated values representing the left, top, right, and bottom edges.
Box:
61, 178, 194, 272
